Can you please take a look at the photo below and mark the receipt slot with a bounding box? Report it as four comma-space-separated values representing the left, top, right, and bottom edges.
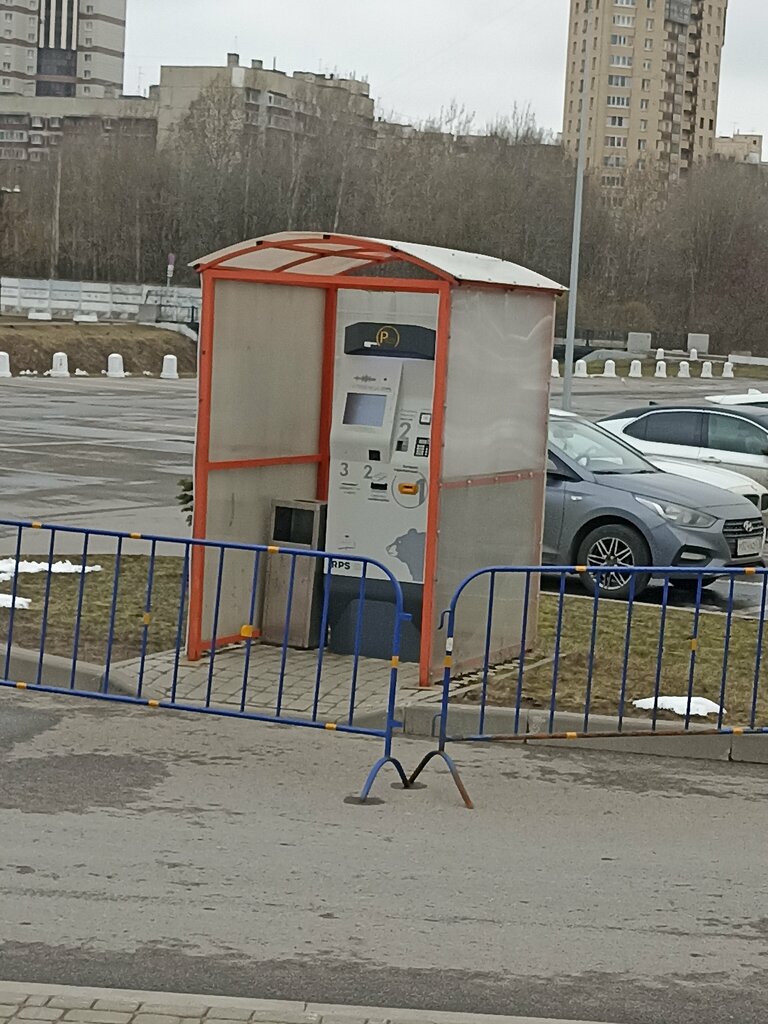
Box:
189, 232, 564, 684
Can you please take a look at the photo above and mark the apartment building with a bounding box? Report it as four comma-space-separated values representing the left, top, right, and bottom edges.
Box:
0, 94, 155, 163
713, 132, 764, 165
0, 0, 125, 99
563, 0, 729, 194
151, 53, 376, 148
0, 52, 376, 164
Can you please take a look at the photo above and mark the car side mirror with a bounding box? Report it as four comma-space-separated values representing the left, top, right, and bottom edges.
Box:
547, 466, 577, 482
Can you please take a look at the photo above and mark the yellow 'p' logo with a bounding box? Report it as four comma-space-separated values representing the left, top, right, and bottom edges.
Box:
376, 326, 400, 349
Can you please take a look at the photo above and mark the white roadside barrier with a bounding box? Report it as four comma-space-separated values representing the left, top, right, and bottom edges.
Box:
602, 359, 617, 379
50, 352, 70, 378
551, 359, 560, 379
161, 354, 179, 380
678, 361, 691, 379
655, 360, 667, 379
629, 360, 643, 378
106, 353, 126, 379
701, 361, 713, 379
0, 352, 11, 378
722, 362, 735, 379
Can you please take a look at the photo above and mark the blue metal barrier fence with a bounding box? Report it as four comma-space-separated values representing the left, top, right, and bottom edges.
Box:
411, 564, 768, 808
0, 518, 410, 802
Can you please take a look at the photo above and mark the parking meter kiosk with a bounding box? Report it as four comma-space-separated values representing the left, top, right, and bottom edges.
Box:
189, 233, 564, 685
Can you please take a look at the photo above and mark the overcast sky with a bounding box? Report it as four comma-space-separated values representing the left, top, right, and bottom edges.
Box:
125, 0, 766, 153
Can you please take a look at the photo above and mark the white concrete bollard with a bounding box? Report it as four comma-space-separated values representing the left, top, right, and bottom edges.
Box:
574, 359, 588, 379
655, 360, 667, 379
722, 361, 735, 379
0, 352, 11, 378
701, 361, 713, 379
629, 360, 643, 379
689, 348, 698, 362
602, 359, 617, 379
50, 352, 70, 378
656, 348, 665, 361
678, 361, 691, 379
107, 353, 125, 378
551, 359, 560, 379
161, 354, 179, 380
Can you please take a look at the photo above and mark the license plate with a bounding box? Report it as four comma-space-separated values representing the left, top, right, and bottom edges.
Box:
738, 533, 764, 557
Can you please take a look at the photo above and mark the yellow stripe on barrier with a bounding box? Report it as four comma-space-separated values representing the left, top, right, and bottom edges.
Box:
566, 732, 578, 739
142, 612, 152, 626
575, 565, 587, 573
732, 728, 744, 736
130, 532, 142, 540
325, 722, 337, 731
267, 545, 280, 555
391, 656, 400, 669
31, 522, 42, 530
240, 624, 254, 639
690, 638, 698, 651
745, 567, 757, 576
444, 656, 453, 669
148, 699, 160, 708
15, 681, 27, 690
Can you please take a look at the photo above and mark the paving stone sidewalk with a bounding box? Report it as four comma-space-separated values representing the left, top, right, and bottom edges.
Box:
0, 984, 612, 1024
111, 645, 436, 723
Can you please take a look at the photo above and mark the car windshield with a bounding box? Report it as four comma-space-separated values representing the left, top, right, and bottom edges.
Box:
549, 416, 656, 475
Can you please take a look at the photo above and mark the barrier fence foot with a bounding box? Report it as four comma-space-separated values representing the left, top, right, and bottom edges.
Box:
409, 749, 474, 810
358, 755, 410, 803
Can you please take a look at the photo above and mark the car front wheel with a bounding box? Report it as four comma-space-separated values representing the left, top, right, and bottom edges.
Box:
576, 523, 651, 600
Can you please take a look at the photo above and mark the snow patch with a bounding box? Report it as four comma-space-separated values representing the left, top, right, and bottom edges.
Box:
633, 696, 724, 718
0, 559, 102, 609
0, 559, 103, 584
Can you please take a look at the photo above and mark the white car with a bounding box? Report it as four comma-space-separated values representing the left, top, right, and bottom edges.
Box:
648, 457, 768, 527
705, 391, 768, 409
599, 405, 768, 487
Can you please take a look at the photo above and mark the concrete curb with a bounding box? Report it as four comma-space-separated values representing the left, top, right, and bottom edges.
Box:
5, 646, 766, 766
0, 982, 615, 1024
1, 645, 136, 698
400, 699, 768, 764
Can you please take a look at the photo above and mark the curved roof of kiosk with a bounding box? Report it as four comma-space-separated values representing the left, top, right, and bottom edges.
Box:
192, 232, 566, 293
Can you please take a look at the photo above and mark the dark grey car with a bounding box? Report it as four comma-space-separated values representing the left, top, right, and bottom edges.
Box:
546, 412, 765, 598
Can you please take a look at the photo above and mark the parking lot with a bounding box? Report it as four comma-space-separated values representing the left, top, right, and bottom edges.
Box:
1, 373, 766, 613
0, 378, 195, 553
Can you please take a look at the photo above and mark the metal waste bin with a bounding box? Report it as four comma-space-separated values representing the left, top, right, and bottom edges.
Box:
261, 499, 327, 649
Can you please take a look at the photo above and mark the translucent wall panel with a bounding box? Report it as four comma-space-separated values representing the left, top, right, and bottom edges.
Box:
202, 464, 319, 642
431, 477, 544, 679
209, 281, 326, 463
442, 288, 554, 480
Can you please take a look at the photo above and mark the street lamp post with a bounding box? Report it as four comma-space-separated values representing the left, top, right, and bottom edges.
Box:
0, 185, 22, 318
562, 1, 593, 411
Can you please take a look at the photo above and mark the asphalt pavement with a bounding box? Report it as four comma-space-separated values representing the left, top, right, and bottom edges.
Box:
2, 694, 768, 1024
0, 378, 195, 553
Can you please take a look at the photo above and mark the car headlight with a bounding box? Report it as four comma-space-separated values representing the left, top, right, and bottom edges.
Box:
634, 495, 717, 529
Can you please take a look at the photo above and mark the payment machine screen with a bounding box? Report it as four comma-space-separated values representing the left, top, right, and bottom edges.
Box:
342, 392, 387, 427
